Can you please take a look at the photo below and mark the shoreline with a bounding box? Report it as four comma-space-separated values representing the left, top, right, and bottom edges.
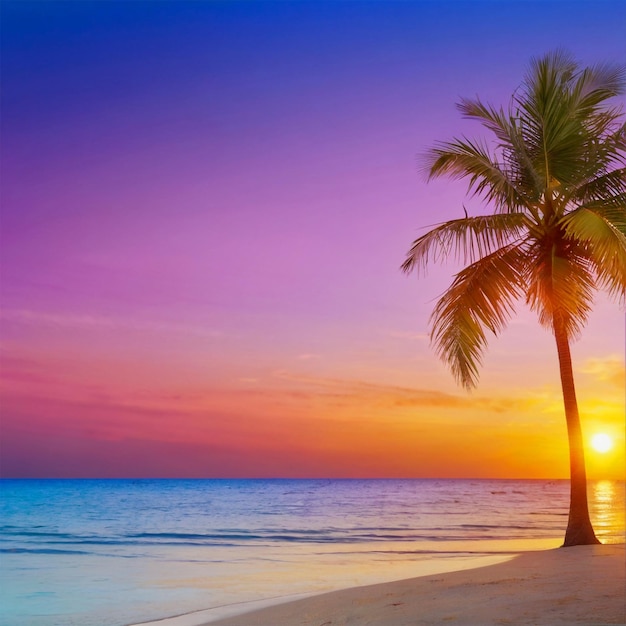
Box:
203, 543, 625, 626
130, 538, 626, 626
133, 548, 521, 626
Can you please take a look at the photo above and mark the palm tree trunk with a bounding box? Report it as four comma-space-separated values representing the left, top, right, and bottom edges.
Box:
553, 314, 600, 546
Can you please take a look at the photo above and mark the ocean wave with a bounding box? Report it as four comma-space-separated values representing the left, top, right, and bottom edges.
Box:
0, 547, 93, 555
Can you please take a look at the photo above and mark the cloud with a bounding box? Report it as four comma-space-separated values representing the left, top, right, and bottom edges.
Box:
0, 390, 229, 445
580, 355, 625, 387
0, 354, 65, 388
0, 308, 223, 339
386, 330, 429, 341
270, 370, 531, 414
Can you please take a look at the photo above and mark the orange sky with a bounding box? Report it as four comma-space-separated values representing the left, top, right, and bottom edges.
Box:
2, 299, 624, 479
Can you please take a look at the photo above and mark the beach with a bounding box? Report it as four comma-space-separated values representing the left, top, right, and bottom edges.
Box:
205, 544, 625, 626
2, 479, 624, 626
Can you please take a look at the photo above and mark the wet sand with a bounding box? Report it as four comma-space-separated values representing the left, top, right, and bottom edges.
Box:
204, 543, 625, 625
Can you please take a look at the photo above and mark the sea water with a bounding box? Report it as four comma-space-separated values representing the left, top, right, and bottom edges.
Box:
1, 479, 624, 626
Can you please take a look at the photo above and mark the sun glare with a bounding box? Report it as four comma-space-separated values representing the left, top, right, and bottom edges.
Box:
590, 433, 613, 454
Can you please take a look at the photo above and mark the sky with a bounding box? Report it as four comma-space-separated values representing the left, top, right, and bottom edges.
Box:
1, 0, 625, 479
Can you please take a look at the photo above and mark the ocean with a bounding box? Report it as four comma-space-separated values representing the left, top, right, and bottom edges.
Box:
1, 479, 624, 626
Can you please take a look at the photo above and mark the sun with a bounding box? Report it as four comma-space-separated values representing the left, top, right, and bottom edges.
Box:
590, 433, 613, 454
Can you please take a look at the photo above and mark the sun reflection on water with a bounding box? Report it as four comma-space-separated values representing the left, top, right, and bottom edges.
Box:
590, 480, 626, 544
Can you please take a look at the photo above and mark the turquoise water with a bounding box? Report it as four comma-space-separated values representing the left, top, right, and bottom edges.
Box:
1, 479, 624, 625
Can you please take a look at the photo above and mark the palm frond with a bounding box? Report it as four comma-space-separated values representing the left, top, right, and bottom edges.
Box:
572, 61, 626, 113
424, 139, 527, 212
570, 168, 626, 209
457, 97, 512, 145
430, 244, 527, 389
525, 241, 596, 339
458, 97, 545, 203
401, 213, 528, 275
561, 207, 626, 301
513, 51, 626, 192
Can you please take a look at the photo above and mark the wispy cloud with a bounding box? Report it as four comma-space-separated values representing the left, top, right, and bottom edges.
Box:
386, 330, 429, 341
270, 370, 536, 414
1, 309, 223, 339
580, 355, 625, 387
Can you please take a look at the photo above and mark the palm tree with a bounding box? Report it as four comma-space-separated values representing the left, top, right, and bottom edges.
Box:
402, 50, 626, 546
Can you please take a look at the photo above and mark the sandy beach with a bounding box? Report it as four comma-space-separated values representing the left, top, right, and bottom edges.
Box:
205, 544, 625, 626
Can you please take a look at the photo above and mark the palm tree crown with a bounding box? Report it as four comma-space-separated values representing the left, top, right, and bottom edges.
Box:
402, 50, 626, 546
403, 50, 626, 388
